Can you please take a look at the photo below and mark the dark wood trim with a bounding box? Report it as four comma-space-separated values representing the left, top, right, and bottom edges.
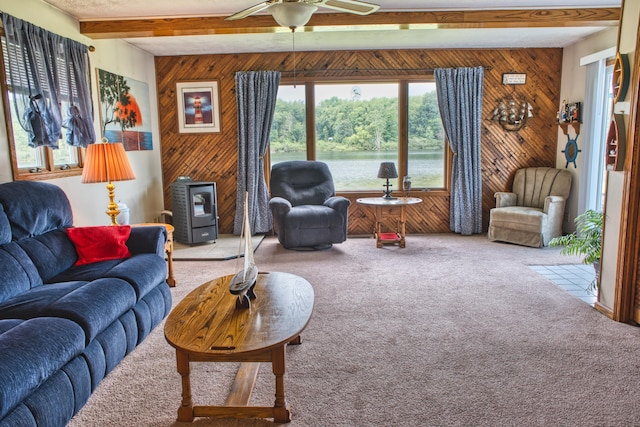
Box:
80, 8, 620, 39
594, 301, 614, 319
617, 13, 640, 324
398, 81, 409, 180
0, 37, 19, 181
304, 83, 315, 160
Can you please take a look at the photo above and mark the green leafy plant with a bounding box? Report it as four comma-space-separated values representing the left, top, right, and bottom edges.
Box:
549, 210, 603, 291
549, 209, 603, 264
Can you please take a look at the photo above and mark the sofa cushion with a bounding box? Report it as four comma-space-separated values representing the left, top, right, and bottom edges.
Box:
489, 206, 546, 234
270, 161, 336, 206
0, 279, 137, 343
512, 167, 572, 209
48, 254, 167, 301
0, 318, 23, 334
0, 204, 11, 245
46, 259, 124, 283
0, 243, 43, 304
0, 181, 73, 241
17, 230, 78, 282
103, 254, 168, 300
286, 205, 340, 229
67, 225, 132, 266
0, 317, 85, 420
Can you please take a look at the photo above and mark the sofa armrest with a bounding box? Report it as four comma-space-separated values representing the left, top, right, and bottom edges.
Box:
495, 192, 517, 208
127, 226, 166, 257
544, 196, 567, 239
269, 197, 292, 241
269, 197, 292, 216
324, 196, 351, 213
543, 196, 566, 215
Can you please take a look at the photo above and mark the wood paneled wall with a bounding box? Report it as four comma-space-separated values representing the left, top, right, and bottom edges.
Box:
155, 48, 562, 235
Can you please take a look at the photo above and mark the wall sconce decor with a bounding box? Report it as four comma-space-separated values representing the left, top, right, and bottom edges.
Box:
491, 95, 533, 132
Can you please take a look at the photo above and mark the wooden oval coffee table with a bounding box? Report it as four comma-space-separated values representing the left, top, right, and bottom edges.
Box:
164, 271, 314, 423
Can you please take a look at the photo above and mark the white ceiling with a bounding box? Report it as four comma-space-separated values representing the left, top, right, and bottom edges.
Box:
40, 0, 622, 56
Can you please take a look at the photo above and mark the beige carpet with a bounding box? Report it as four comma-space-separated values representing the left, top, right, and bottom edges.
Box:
173, 234, 265, 260
68, 234, 640, 426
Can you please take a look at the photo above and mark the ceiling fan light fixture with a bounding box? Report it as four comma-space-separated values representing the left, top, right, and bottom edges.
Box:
269, 2, 318, 29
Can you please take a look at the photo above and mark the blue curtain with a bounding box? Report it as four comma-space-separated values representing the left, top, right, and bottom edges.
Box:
2, 13, 95, 148
234, 71, 281, 235
434, 67, 484, 235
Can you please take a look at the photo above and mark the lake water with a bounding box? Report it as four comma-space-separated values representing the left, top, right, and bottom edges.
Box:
271, 150, 445, 191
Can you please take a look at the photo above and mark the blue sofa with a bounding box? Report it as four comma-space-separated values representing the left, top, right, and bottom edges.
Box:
0, 181, 172, 426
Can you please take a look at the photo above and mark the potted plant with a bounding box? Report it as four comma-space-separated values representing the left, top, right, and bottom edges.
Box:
549, 209, 603, 291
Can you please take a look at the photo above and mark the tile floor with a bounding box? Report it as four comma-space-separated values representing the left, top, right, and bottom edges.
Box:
529, 264, 597, 306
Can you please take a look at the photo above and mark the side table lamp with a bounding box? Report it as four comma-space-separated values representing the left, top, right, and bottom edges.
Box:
377, 162, 398, 199
81, 141, 136, 225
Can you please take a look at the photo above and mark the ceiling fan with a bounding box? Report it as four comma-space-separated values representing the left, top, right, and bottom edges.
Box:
226, 0, 380, 29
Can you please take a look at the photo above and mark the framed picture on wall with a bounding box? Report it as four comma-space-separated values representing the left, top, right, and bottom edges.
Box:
97, 68, 153, 151
176, 81, 221, 133
566, 102, 581, 123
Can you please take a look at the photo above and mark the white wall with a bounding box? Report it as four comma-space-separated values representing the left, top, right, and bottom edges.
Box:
0, 0, 164, 226
557, 26, 618, 232
598, 0, 640, 312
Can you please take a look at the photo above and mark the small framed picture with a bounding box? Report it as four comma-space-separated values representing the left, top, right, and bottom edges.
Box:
502, 73, 527, 85
566, 102, 581, 123
176, 81, 221, 133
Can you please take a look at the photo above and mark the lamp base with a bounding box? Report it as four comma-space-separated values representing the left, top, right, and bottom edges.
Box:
381, 179, 397, 199
381, 194, 397, 200
105, 181, 121, 226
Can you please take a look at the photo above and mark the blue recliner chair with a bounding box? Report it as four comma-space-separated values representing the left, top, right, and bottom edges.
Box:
269, 161, 350, 250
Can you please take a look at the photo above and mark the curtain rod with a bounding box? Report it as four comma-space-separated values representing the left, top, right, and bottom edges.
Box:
280, 66, 492, 75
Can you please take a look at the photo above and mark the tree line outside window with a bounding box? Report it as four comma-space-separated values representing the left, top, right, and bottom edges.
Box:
270, 80, 448, 192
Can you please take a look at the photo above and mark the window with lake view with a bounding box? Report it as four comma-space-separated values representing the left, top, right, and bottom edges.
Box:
270, 80, 446, 193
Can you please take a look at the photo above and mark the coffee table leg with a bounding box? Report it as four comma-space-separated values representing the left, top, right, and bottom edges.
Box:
272, 345, 291, 423
289, 335, 301, 345
176, 350, 194, 422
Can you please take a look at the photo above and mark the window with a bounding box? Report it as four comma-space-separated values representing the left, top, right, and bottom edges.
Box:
270, 84, 306, 162
1, 15, 94, 180
407, 82, 445, 188
315, 82, 398, 191
270, 79, 448, 193
5, 89, 79, 174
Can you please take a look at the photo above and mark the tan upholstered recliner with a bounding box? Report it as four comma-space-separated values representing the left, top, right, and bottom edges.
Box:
488, 167, 572, 248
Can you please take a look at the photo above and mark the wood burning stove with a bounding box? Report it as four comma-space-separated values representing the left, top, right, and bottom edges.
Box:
171, 180, 218, 244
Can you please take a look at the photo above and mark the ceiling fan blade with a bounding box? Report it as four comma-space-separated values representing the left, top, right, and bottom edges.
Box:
316, 0, 380, 15
225, 1, 275, 20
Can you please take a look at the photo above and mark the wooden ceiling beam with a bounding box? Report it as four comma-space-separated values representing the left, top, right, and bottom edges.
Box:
80, 8, 620, 39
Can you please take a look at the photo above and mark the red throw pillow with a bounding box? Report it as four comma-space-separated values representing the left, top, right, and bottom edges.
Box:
67, 225, 132, 266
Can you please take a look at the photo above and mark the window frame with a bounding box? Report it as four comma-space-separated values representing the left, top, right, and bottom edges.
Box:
0, 29, 85, 181
269, 76, 451, 197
